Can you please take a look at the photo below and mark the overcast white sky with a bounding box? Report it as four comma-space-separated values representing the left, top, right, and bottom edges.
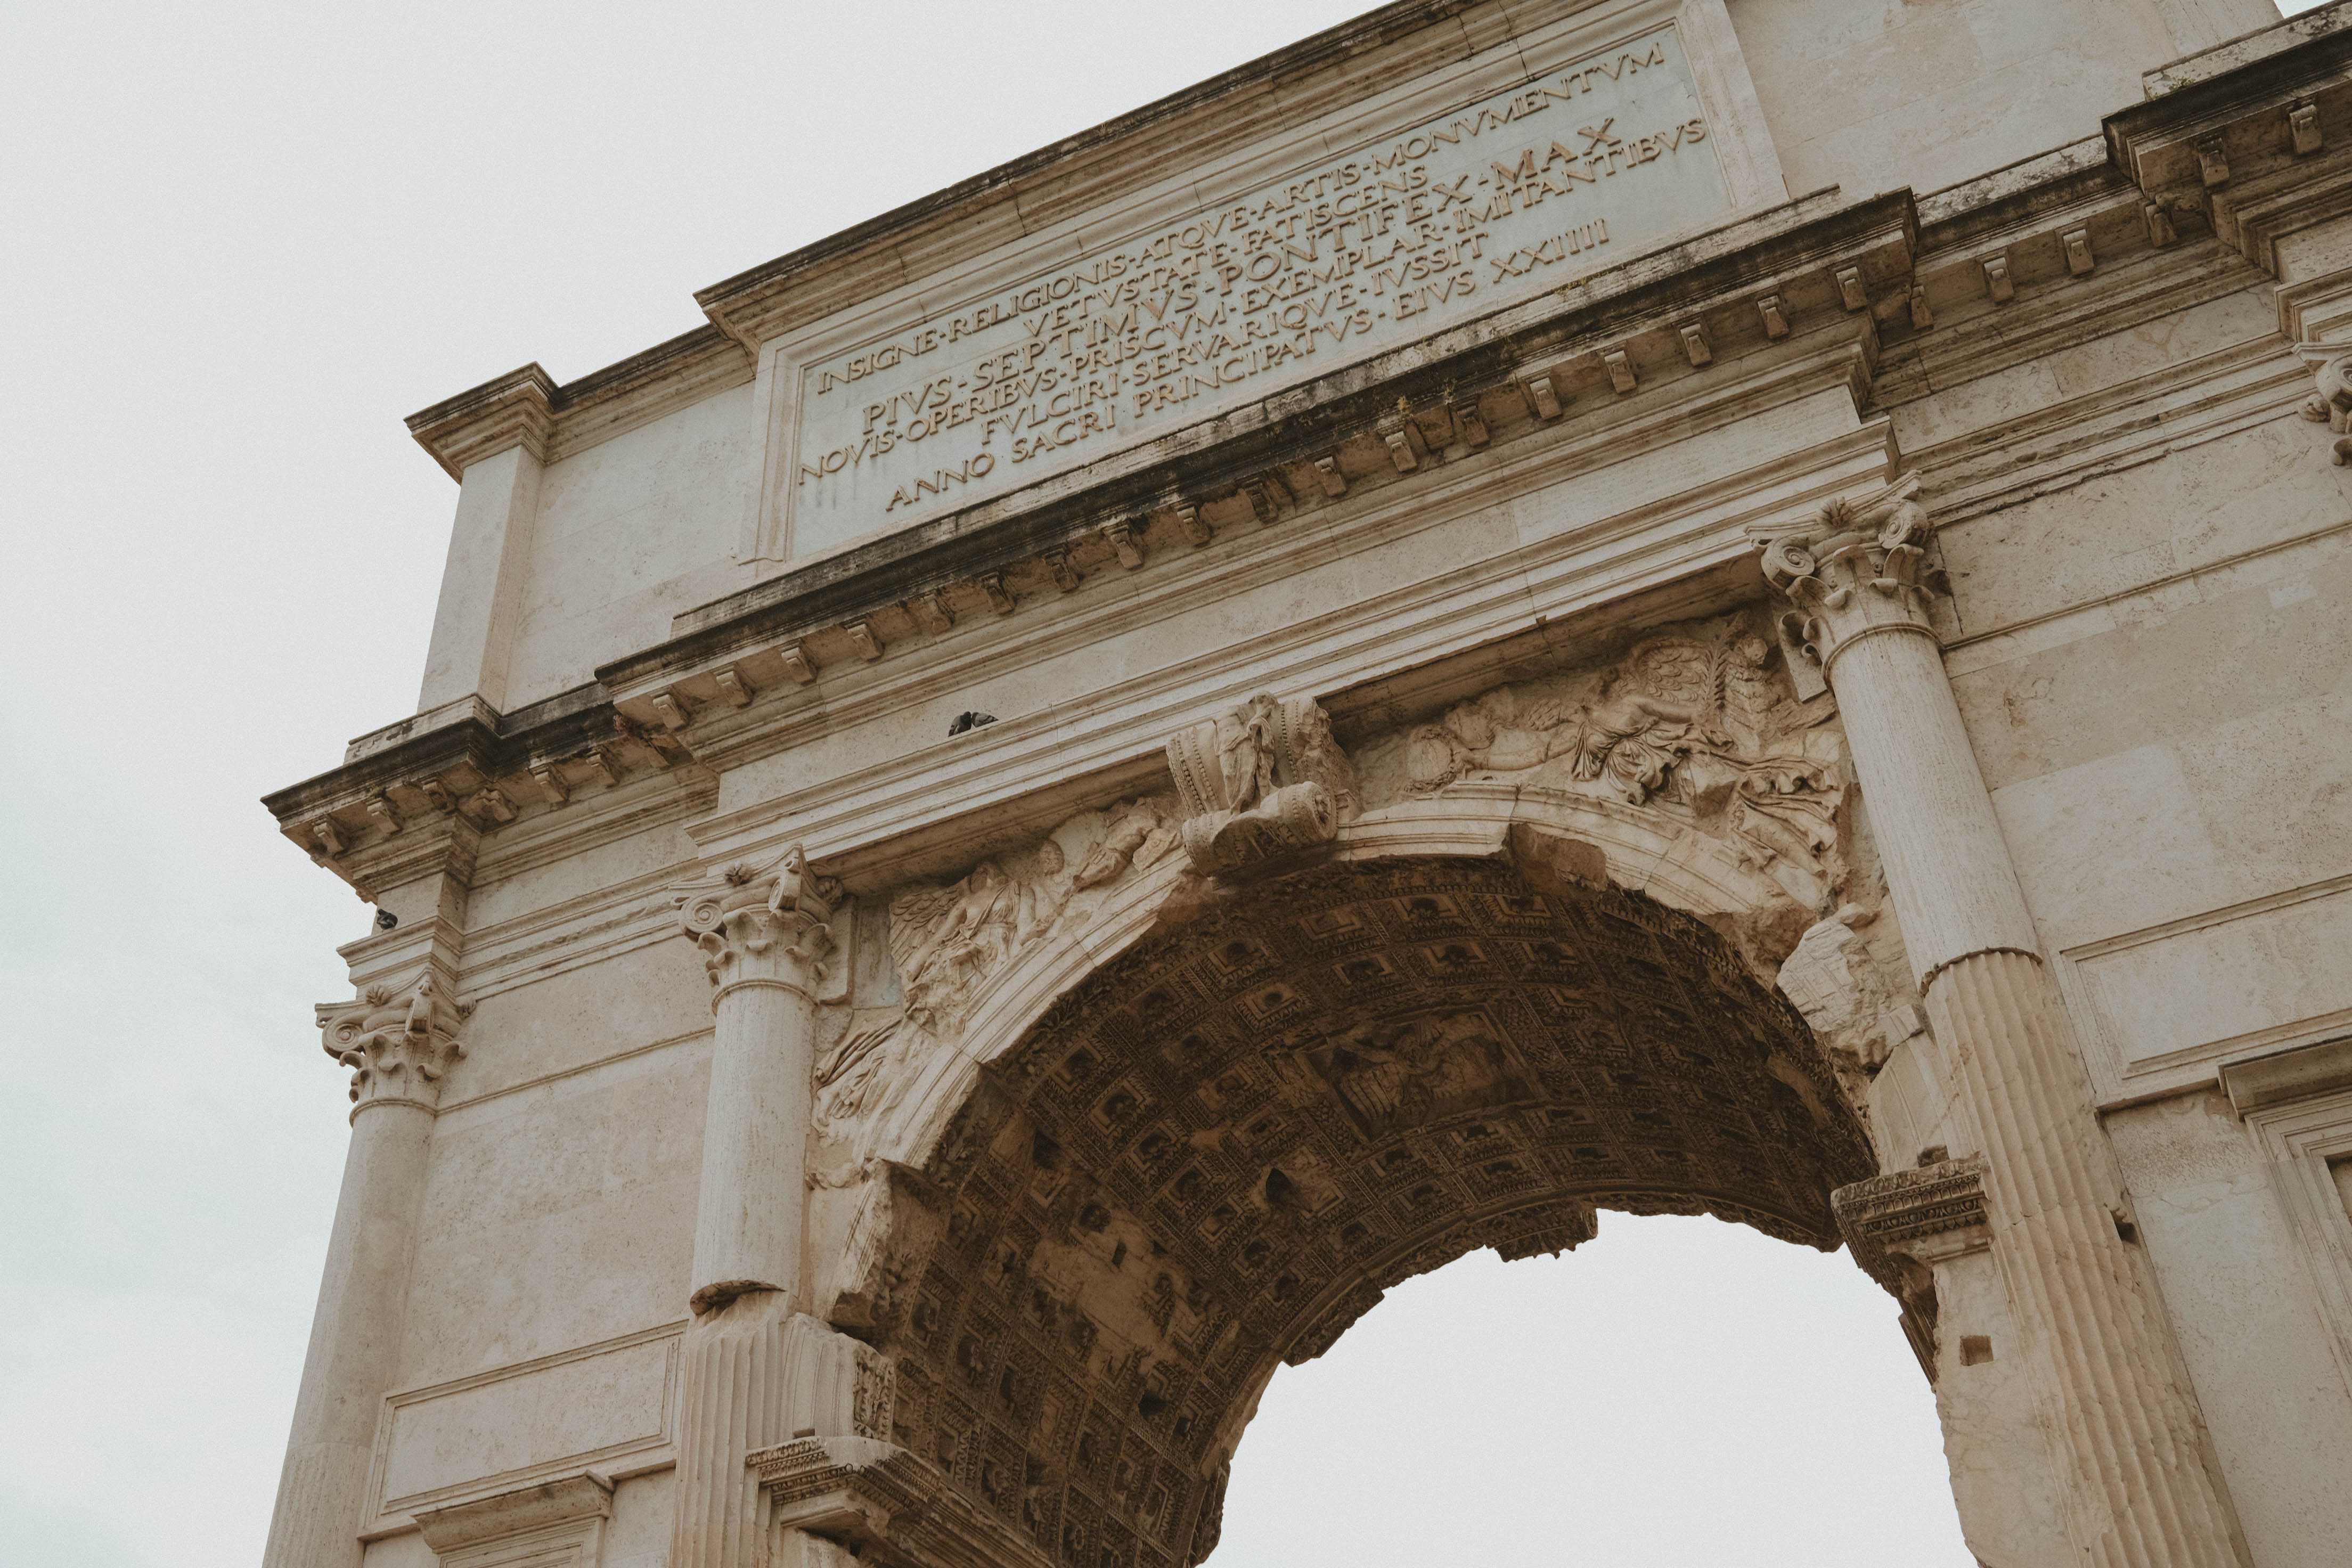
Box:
17, 2, 2312, 1563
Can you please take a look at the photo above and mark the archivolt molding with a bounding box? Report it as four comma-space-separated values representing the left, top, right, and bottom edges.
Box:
778, 611, 1928, 1568
809, 798, 1187, 1190
832, 609, 1888, 1190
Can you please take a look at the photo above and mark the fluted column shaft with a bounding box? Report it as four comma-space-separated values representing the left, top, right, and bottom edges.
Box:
1771, 481, 2243, 1567
264, 974, 465, 1568
667, 849, 839, 1568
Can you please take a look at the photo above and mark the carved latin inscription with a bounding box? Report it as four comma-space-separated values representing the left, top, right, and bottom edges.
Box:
781, 27, 1729, 557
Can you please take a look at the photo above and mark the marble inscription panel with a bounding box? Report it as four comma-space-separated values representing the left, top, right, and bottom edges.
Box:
785, 22, 1729, 557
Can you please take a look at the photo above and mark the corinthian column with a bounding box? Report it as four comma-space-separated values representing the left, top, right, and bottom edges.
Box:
263, 970, 467, 1568
1768, 478, 2244, 1566
664, 846, 840, 1568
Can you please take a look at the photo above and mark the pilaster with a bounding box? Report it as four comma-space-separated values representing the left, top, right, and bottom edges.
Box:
407, 365, 554, 714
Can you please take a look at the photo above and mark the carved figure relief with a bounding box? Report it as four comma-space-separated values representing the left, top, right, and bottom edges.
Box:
893, 853, 1070, 1037
1165, 693, 1357, 872
1773, 901, 1931, 1127
814, 1011, 919, 1143
1369, 614, 1841, 880
1298, 1009, 1536, 1139
814, 798, 1178, 1150
2302, 350, 2352, 464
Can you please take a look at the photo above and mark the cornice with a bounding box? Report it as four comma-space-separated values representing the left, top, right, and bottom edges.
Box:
1873, 239, 2266, 413
2106, 3, 2352, 305
406, 410, 1877, 992
384, 3, 2352, 491
642, 191, 1912, 676
543, 325, 754, 464
2144, 3, 2352, 101
275, 9, 2352, 912
619, 329, 1878, 783
394, 0, 1528, 481
402, 333, 754, 481
403, 364, 558, 480
2110, 3, 2352, 196
269, 185, 1912, 898
262, 688, 713, 903
676, 418, 1892, 895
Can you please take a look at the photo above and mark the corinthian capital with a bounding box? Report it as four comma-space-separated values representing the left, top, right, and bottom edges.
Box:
320, 970, 469, 1114
1761, 475, 1949, 673
669, 844, 844, 1002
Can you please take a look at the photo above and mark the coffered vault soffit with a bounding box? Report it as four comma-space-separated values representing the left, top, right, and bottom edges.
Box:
829, 854, 1872, 1568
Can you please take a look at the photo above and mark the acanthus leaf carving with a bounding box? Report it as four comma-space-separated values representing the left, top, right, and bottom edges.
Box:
1164, 693, 1357, 873
668, 843, 844, 1000
1761, 473, 1947, 672
319, 968, 471, 1112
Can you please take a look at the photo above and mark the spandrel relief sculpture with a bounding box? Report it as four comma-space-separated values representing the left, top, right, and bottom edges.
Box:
812, 797, 1180, 1162
1362, 614, 1844, 889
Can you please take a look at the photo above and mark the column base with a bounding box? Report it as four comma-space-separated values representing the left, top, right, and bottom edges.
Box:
669, 1294, 897, 1568
753, 1436, 1051, 1568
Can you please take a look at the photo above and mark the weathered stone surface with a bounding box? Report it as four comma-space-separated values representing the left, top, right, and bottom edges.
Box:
258, 5, 2352, 1566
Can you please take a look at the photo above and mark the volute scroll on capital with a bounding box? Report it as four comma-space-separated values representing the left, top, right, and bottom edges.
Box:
667, 843, 845, 1003
319, 969, 471, 1115
1761, 474, 1950, 674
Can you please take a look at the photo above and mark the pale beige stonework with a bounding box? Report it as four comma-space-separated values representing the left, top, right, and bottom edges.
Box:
262, 3, 2352, 1566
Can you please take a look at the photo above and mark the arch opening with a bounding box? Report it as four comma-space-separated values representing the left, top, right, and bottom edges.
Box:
863, 853, 1881, 1568
1215, 1222, 1967, 1565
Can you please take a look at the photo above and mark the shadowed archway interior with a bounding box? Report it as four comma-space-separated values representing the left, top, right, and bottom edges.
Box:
866, 853, 1878, 1568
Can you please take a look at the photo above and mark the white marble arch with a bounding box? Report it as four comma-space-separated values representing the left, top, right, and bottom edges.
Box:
839, 781, 1822, 1248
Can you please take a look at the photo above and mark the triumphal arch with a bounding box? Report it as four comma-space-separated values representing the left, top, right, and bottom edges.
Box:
261, 2, 2352, 1563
